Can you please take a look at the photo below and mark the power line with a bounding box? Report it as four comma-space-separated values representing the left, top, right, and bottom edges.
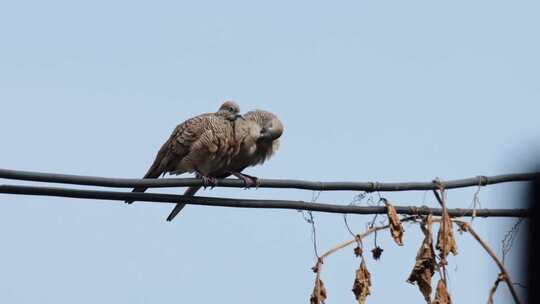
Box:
0, 184, 529, 217
0, 168, 538, 191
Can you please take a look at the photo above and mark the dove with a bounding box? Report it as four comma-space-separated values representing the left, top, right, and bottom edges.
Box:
125, 101, 242, 204
229, 109, 284, 185
165, 109, 283, 221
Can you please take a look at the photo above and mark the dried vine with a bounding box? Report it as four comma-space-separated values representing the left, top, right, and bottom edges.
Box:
309, 213, 523, 304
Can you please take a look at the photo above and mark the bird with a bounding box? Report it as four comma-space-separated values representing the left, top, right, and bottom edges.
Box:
125, 101, 243, 204
229, 109, 284, 185
165, 109, 283, 221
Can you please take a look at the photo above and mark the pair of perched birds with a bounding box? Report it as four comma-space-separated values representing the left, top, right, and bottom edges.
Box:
126, 101, 284, 221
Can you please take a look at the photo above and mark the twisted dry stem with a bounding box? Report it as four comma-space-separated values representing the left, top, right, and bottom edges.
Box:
455, 221, 522, 304
319, 217, 420, 260
320, 225, 391, 260
487, 273, 504, 304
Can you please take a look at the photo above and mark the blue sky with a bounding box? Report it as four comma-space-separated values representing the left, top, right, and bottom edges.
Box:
1, 1, 539, 303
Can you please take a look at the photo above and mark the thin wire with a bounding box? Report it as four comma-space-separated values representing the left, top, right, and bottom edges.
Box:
343, 193, 367, 235
468, 181, 483, 222
299, 191, 322, 259
501, 218, 524, 265
421, 190, 429, 205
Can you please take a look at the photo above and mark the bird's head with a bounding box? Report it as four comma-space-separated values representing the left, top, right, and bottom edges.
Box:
259, 116, 284, 142
217, 100, 242, 121
244, 110, 284, 142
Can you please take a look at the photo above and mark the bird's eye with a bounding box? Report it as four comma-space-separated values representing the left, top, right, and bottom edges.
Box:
229, 107, 235, 112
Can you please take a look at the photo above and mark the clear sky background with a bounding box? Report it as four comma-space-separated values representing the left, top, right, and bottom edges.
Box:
1, 1, 539, 303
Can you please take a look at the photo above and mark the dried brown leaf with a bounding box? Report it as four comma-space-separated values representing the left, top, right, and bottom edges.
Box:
352, 259, 371, 304
310, 263, 327, 304
386, 202, 404, 246
432, 279, 452, 304
407, 215, 436, 303
310, 277, 327, 304
436, 212, 458, 258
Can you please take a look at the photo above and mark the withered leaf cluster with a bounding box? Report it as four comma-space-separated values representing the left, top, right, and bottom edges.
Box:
407, 215, 436, 303
386, 202, 404, 246
436, 212, 458, 258
432, 279, 452, 304
352, 259, 371, 304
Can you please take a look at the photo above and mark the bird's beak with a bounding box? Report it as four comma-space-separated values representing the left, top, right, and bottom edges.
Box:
235, 114, 243, 120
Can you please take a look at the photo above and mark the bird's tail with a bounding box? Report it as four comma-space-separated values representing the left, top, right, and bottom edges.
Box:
166, 186, 201, 221
125, 186, 150, 204
125, 159, 165, 204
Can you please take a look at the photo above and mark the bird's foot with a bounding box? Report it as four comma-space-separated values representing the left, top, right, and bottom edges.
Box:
231, 172, 259, 189
201, 176, 217, 189
195, 171, 217, 189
